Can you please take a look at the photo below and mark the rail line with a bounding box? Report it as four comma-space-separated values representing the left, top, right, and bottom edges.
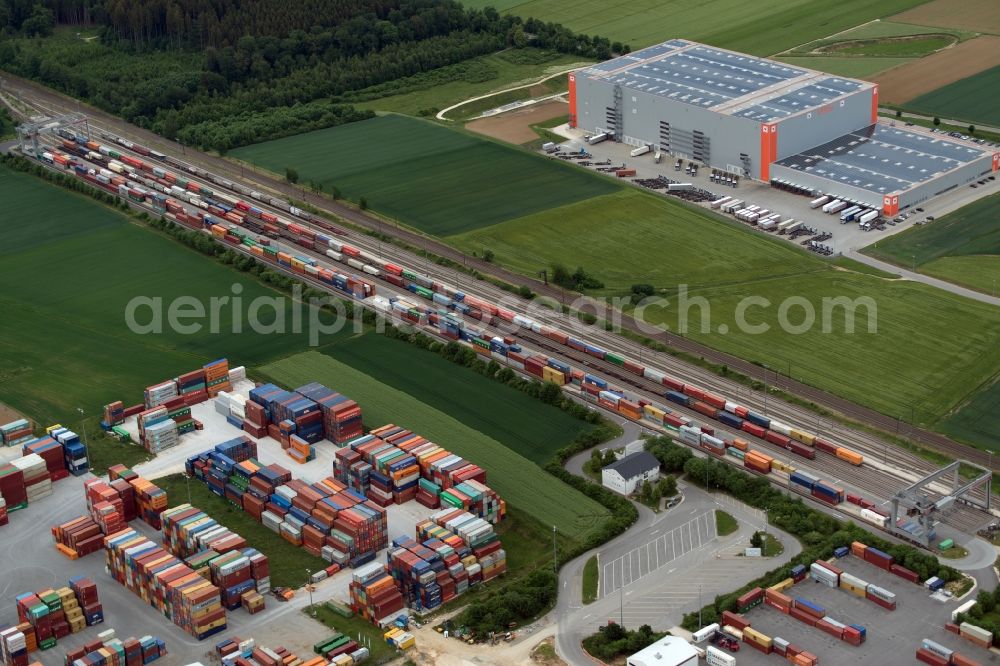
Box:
16, 101, 994, 537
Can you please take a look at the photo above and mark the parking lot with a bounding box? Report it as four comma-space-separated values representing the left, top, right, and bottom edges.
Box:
548, 123, 1000, 255
712, 553, 995, 666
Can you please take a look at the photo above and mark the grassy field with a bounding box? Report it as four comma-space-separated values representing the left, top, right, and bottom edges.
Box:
905, 65, 1000, 127
345, 49, 588, 117
788, 19, 972, 51
311, 606, 395, 662
582, 555, 598, 604
457, 0, 928, 54
154, 473, 327, 587
231, 115, 617, 236
321, 334, 591, 464
716, 510, 737, 536
863, 193, 1000, 293
452, 187, 1000, 429
832, 35, 954, 56
259, 351, 609, 539
447, 73, 568, 121
776, 56, 914, 78
0, 165, 325, 427
939, 379, 1000, 451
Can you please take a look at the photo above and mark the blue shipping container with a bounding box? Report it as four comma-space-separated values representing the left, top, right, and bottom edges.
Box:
717, 412, 743, 429
789, 472, 816, 490
583, 374, 608, 389
746, 411, 771, 429
794, 598, 824, 615
665, 391, 690, 406
833, 546, 849, 558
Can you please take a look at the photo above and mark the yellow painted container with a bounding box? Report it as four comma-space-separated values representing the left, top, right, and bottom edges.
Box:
46, 424, 64, 434
643, 404, 666, 421
789, 429, 816, 446
743, 627, 772, 648
769, 578, 794, 593
542, 366, 566, 385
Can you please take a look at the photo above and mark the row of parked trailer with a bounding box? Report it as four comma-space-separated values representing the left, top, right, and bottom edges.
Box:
711, 197, 802, 234
810, 195, 880, 229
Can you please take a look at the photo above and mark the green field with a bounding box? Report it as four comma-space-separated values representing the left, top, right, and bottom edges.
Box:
259, 351, 609, 539
154, 474, 326, 587
715, 510, 737, 536
582, 555, 598, 604
345, 49, 588, 117
457, 0, 928, 53
831, 35, 954, 56
939, 379, 1000, 451
451, 187, 1000, 429
231, 115, 617, 236
0, 165, 324, 425
321, 334, 590, 464
789, 19, 972, 51
906, 65, 1000, 127
863, 193, 1000, 293
776, 56, 913, 78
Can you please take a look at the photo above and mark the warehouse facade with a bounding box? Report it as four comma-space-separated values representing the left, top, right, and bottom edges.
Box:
570, 40, 998, 215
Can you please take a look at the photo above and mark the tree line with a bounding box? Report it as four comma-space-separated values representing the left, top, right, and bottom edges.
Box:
0, 0, 618, 150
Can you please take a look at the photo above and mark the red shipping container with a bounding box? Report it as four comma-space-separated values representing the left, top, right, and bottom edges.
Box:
846, 492, 862, 505
789, 606, 817, 626
721, 610, 749, 630
951, 653, 983, 666
866, 592, 896, 611
816, 619, 843, 639
916, 648, 950, 666
741, 422, 767, 438
890, 563, 920, 583
813, 437, 838, 455
843, 626, 862, 646
764, 431, 790, 447
744, 637, 772, 654
946, 623, 961, 635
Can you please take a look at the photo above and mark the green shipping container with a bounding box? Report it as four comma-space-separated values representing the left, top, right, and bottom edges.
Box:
939, 538, 954, 551
414, 286, 434, 299
605, 353, 625, 366
108, 150, 121, 159
726, 447, 745, 460
314, 634, 344, 654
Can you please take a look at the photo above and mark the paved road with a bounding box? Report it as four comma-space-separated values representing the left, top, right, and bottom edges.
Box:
436, 65, 582, 121
845, 251, 1000, 306
880, 107, 1000, 136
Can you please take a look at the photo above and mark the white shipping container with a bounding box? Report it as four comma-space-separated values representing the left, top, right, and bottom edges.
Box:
921, 639, 952, 659
822, 199, 841, 213
770, 421, 792, 436
960, 622, 992, 642
630, 145, 651, 157
724, 401, 739, 414
692, 623, 720, 642
810, 195, 830, 209
841, 572, 868, 589
679, 425, 702, 445
710, 196, 732, 209
859, 210, 880, 224
867, 585, 895, 602
860, 508, 888, 528
643, 367, 667, 383
706, 646, 736, 666
952, 600, 976, 622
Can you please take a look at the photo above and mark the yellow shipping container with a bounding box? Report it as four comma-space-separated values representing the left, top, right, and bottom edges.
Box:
840, 581, 866, 598
542, 366, 566, 385
768, 578, 794, 593
643, 404, 665, 421
743, 627, 772, 648
789, 429, 816, 446
771, 460, 794, 474
46, 424, 64, 434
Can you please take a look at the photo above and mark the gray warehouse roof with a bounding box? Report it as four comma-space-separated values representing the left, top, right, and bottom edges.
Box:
774, 123, 989, 195
604, 451, 659, 480
578, 39, 872, 122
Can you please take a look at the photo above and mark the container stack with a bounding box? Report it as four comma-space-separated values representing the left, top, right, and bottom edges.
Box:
108, 467, 169, 529
415, 478, 440, 509
205, 359, 232, 397
21, 436, 66, 481
84, 479, 127, 535
64, 634, 168, 666
0, 627, 27, 666
103, 528, 226, 640
11, 454, 51, 503
332, 447, 372, 495
719, 611, 818, 665
349, 562, 405, 624
13, 580, 102, 652
0, 464, 27, 513
102, 401, 126, 427
176, 368, 208, 403
162, 396, 195, 435
52, 516, 103, 558
137, 407, 178, 453
314, 634, 368, 663
418, 509, 506, 583
1, 420, 34, 448
287, 434, 315, 464
144, 381, 178, 409
296, 383, 364, 443
161, 505, 249, 559
50, 428, 89, 476
960, 622, 992, 649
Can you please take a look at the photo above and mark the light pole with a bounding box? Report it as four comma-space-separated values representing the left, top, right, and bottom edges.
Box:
551, 526, 557, 574
619, 565, 624, 626
762, 364, 769, 416
75, 408, 91, 463
306, 570, 315, 616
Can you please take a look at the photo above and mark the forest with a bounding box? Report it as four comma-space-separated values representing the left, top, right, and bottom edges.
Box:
0, 0, 615, 149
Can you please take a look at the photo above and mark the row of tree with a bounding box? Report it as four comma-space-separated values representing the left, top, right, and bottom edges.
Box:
956, 588, 1000, 646
583, 623, 665, 661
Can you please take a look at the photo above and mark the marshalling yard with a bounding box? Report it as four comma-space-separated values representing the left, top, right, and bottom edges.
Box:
2, 27, 1000, 666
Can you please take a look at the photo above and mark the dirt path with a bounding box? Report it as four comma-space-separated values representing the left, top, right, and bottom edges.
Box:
407, 622, 558, 665
437, 66, 581, 121
466, 100, 568, 145
874, 35, 1000, 102
0, 403, 26, 427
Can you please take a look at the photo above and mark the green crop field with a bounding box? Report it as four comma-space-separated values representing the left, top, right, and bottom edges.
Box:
776, 56, 914, 79
231, 115, 617, 236
260, 351, 609, 539
457, 0, 928, 54
321, 334, 591, 464
832, 35, 954, 57
863, 193, 1000, 294
906, 65, 1000, 127
939, 379, 1000, 452
451, 188, 1000, 430
0, 165, 327, 425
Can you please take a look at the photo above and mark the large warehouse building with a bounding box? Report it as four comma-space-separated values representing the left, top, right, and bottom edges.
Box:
569, 39, 999, 216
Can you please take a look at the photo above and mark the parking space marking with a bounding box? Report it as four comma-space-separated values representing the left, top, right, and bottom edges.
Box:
601, 511, 716, 596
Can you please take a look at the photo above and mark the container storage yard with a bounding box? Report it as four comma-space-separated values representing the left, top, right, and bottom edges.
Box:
699, 542, 994, 666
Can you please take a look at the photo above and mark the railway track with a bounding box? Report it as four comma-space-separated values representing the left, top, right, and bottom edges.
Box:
18, 97, 996, 537
2, 72, 986, 473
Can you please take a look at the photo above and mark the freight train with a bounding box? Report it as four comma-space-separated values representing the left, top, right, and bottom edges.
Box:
35, 134, 865, 481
